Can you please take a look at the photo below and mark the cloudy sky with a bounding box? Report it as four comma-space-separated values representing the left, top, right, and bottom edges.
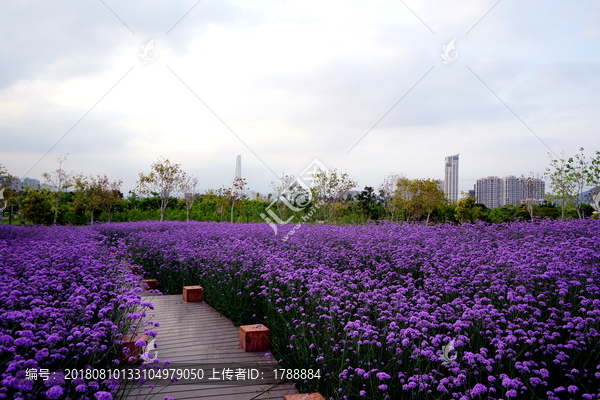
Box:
1, 0, 599, 196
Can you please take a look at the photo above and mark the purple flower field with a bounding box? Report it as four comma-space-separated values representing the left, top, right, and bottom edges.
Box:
0, 226, 154, 400
2, 219, 600, 399
95, 219, 600, 400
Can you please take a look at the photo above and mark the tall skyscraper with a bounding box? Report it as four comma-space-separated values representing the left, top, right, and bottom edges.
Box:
235, 155, 241, 179
444, 154, 459, 202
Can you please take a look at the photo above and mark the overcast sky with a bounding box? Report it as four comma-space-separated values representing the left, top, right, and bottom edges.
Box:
1, 0, 599, 196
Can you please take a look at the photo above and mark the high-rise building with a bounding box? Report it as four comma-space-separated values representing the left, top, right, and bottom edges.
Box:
444, 154, 459, 202
235, 155, 241, 179
476, 175, 545, 208
502, 175, 521, 206
476, 176, 503, 208
520, 177, 545, 205
10, 177, 41, 190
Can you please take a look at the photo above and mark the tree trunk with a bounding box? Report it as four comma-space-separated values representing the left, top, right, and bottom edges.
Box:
53, 196, 59, 224
90, 209, 94, 224
230, 201, 235, 223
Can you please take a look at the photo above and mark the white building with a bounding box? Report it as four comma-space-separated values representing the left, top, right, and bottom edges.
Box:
476, 175, 545, 208
476, 176, 503, 208
444, 154, 459, 203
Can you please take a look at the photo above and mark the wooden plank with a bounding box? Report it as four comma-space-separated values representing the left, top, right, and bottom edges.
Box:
126, 295, 298, 400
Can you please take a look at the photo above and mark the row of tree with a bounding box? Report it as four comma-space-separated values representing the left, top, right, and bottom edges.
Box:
1, 148, 599, 226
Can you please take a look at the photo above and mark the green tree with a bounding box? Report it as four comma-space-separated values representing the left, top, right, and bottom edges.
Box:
72, 175, 103, 223
454, 196, 481, 223
521, 173, 544, 222
136, 157, 188, 222
535, 202, 561, 219
205, 189, 230, 222
97, 175, 124, 222
545, 148, 597, 219
181, 175, 199, 222
20, 189, 55, 225
269, 174, 297, 223
392, 178, 446, 222
226, 177, 247, 223
357, 186, 382, 221
378, 173, 405, 221
310, 168, 357, 221
42, 154, 72, 224
486, 205, 516, 223
587, 150, 600, 187
0, 164, 16, 217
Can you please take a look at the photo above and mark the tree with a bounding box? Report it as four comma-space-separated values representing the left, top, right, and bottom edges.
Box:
588, 150, 600, 188
310, 168, 357, 221
269, 174, 297, 221
0, 164, 16, 217
357, 186, 382, 221
412, 179, 446, 223
0, 164, 15, 190
454, 196, 481, 223
392, 178, 446, 222
378, 173, 405, 221
73, 175, 102, 223
181, 175, 199, 221
20, 189, 55, 225
72, 175, 124, 223
136, 157, 188, 222
204, 189, 230, 222
97, 175, 124, 222
225, 177, 247, 223
392, 177, 413, 221
521, 172, 544, 222
545, 148, 592, 219
42, 154, 72, 224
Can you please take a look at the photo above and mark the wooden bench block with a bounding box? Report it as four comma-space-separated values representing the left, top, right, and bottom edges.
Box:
183, 286, 204, 302
283, 394, 325, 400
143, 279, 157, 290
239, 324, 270, 352
119, 333, 149, 363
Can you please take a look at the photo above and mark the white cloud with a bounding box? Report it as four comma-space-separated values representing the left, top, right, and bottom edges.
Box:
0, 0, 599, 197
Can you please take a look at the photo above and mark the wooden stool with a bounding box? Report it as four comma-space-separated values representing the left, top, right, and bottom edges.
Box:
182, 286, 204, 302
119, 333, 149, 363
239, 324, 270, 352
143, 279, 157, 290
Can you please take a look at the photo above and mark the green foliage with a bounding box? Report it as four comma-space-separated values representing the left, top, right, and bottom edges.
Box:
454, 196, 481, 223
136, 157, 188, 222
357, 186, 384, 221
545, 148, 600, 219
393, 178, 446, 222
20, 189, 55, 225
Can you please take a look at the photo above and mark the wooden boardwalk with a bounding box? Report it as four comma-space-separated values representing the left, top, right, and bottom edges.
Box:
126, 294, 297, 400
